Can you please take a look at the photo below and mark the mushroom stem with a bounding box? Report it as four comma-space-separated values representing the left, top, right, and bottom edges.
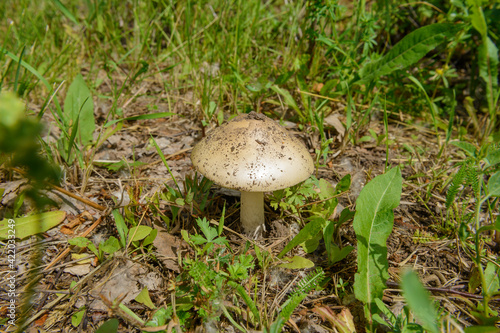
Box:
240, 191, 264, 234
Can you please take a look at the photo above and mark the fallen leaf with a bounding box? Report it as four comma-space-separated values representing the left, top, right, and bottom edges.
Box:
153, 228, 187, 273
0, 180, 27, 205
34, 313, 49, 327
324, 113, 346, 137
90, 260, 162, 311
64, 264, 92, 276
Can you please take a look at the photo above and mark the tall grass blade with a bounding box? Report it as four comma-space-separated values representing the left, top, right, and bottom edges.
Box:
13, 46, 25, 94
50, 0, 79, 25
356, 23, 463, 85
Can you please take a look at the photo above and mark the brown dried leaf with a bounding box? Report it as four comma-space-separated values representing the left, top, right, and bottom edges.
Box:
153, 228, 187, 273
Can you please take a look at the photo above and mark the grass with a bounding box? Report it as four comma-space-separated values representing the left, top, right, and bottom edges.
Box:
1, 0, 500, 332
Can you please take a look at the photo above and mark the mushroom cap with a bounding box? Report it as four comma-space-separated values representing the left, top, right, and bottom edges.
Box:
191, 112, 314, 192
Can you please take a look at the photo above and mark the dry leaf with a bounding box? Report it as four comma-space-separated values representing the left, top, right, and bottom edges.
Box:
90, 260, 162, 311
64, 264, 91, 276
324, 113, 346, 137
153, 228, 187, 273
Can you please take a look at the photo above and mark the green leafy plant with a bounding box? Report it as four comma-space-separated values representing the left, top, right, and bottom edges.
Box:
265, 268, 326, 333
68, 236, 121, 262
275, 175, 353, 265
354, 23, 464, 88
352, 167, 402, 330
53, 74, 95, 165
374, 270, 441, 333
168, 216, 256, 328
446, 142, 500, 323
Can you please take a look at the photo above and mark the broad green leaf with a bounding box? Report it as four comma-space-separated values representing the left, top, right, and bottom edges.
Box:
135, 287, 155, 309
64, 74, 95, 146
71, 308, 86, 327
69, 237, 98, 256
353, 167, 402, 307
483, 262, 500, 298
143, 229, 158, 246
318, 178, 335, 199
484, 148, 500, 168
145, 307, 172, 327
270, 85, 304, 120
302, 232, 322, 253
112, 209, 128, 247
128, 226, 153, 242
466, 0, 487, 37
327, 244, 354, 265
99, 236, 121, 255
487, 171, 500, 197
478, 215, 500, 234
464, 326, 500, 333
68, 237, 92, 248
478, 37, 499, 89
279, 256, 315, 269
357, 23, 463, 85
374, 298, 397, 326
0, 211, 66, 240
336, 174, 352, 193
401, 270, 439, 333
95, 319, 118, 333
196, 217, 217, 242
278, 217, 326, 258
323, 219, 336, 263
450, 141, 478, 157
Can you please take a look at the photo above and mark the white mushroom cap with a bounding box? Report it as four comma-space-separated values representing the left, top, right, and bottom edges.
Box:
191, 112, 314, 192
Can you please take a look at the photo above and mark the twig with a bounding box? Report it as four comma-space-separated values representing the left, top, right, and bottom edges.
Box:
11, 167, 107, 211
43, 216, 104, 271
386, 281, 499, 301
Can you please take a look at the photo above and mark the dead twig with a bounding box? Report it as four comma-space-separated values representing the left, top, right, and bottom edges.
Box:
11, 167, 107, 212
43, 216, 105, 271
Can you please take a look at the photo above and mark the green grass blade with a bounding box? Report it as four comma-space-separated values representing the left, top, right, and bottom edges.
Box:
13, 46, 25, 94
3, 49, 64, 118
353, 167, 402, 307
3, 49, 53, 92
66, 109, 81, 162
50, 0, 79, 24
104, 112, 176, 127
150, 135, 181, 192
356, 23, 463, 85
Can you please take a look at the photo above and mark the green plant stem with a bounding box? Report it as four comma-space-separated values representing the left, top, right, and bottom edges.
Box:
474, 175, 490, 316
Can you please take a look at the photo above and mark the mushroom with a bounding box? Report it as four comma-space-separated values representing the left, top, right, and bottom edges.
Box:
190, 112, 314, 235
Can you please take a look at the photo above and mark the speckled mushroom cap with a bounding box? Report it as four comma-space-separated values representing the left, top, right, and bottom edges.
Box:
191, 112, 314, 192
